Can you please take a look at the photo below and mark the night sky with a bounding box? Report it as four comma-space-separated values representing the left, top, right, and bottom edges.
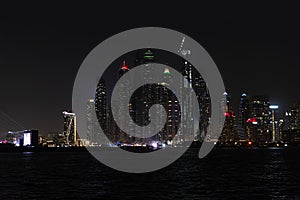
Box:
1, 3, 299, 137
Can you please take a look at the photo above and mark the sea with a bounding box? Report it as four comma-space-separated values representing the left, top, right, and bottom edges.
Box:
0, 146, 300, 199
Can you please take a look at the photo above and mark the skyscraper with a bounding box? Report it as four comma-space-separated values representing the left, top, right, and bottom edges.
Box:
117, 61, 131, 143
281, 101, 300, 143
249, 95, 271, 143
237, 92, 250, 140
178, 59, 195, 142
220, 92, 238, 144
62, 111, 77, 146
94, 79, 107, 145
194, 74, 210, 141
161, 67, 180, 143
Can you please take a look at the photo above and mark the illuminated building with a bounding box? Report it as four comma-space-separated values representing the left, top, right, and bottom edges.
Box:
194, 74, 210, 141
161, 67, 180, 142
249, 95, 271, 143
62, 111, 77, 146
94, 79, 108, 145
269, 105, 279, 142
283, 102, 300, 131
282, 101, 300, 143
237, 92, 251, 140
87, 98, 103, 145
7, 130, 38, 147
219, 93, 238, 144
23, 130, 39, 146
117, 61, 131, 143
178, 59, 195, 142
133, 50, 156, 143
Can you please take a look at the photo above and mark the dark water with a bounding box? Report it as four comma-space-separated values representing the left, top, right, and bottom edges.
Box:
0, 147, 300, 199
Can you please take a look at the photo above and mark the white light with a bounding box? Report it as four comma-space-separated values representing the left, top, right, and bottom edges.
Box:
63, 111, 75, 116
252, 122, 258, 124
269, 105, 278, 109
24, 133, 31, 146
151, 142, 158, 148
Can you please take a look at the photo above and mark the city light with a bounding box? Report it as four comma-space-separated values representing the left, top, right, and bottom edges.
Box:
269, 105, 279, 109
23, 133, 31, 146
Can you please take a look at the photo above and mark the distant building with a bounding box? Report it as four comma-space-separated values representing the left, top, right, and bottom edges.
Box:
283, 103, 300, 131
87, 98, 104, 145
219, 93, 238, 144
95, 79, 107, 138
249, 95, 271, 143
282, 100, 300, 143
194, 74, 210, 141
23, 130, 39, 147
6, 130, 38, 147
237, 92, 251, 140
62, 111, 77, 146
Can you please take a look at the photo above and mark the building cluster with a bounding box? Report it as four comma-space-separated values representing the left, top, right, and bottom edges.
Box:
89, 49, 210, 146
3, 49, 300, 148
88, 48, 300, 147
219, 93, 300, 146
3, 111, 82, 148
5, 130, 39, 147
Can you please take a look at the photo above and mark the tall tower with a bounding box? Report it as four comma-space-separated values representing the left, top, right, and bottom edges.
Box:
138, 49, 155, 142
249, 95, 271, 143
62, 111, 77, 146
220, 93, 238, 144
179, 59, 195, 142
237, 92, 250, 140
94, 79, 107, 145
117, 61, 130, 143
161, 67, 180, 143
194, 74, 210, 141
87, 99, 96, 143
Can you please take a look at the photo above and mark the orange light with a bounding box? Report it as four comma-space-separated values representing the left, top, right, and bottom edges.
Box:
248, 141, 252, 145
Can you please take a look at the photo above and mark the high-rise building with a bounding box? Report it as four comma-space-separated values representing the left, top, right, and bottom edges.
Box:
281, 101, 300, 143
87, 98, 104, 145
220, 92, 238, 144
178, 59, 195, 142
62, 111, 77, 146
116, 61, 131, 143
194, 74, 210, 141
95, 79, 107, 136
269, 105, 279, 142
237, 92, 251, 140
283, 103, 300, 131
161, 67, 180, 142
249, 95, 271, 143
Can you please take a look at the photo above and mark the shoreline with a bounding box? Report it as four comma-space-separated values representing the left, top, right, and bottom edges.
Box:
1, 141, 300, 153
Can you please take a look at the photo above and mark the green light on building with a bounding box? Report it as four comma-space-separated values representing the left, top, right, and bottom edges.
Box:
163, 68, 171, 75
143, 49, 154, 60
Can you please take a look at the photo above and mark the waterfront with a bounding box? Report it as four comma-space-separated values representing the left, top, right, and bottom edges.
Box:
0, 147, 299, 199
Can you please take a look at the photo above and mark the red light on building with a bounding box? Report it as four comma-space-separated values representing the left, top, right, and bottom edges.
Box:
246, 117, 256, 123
120, 61, 128, 70
224, 112, 231, 117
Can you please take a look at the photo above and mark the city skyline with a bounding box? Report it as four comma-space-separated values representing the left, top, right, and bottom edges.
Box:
1, 5, 300, 138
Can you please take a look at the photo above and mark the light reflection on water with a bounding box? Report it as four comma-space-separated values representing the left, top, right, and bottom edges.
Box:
0, 148, 299, 199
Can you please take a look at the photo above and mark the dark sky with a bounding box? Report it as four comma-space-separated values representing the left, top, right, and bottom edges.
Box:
0, 3, 300, 137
